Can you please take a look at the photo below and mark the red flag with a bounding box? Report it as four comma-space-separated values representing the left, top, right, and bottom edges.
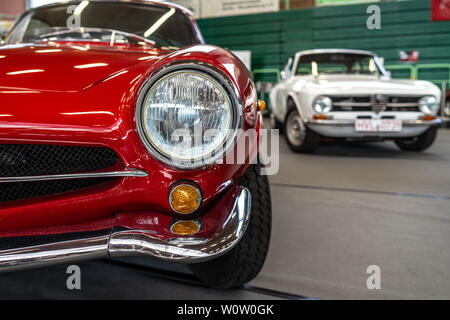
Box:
431, 0, 450, 21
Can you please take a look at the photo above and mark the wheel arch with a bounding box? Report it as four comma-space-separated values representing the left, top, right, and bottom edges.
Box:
286, 93, 305, 121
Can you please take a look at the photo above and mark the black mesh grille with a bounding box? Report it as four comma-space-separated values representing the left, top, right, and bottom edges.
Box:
0, 144, 120, 177
0, 144, 120, 204
0, 178, 113, 204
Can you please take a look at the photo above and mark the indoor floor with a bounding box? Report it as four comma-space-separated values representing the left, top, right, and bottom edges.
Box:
1, 123, 449, 300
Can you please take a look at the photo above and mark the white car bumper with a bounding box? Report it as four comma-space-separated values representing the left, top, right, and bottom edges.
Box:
305, 118, 442, 139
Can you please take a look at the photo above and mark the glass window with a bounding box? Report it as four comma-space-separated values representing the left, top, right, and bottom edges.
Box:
295, 53, 382, 76
7, 1, 202, 48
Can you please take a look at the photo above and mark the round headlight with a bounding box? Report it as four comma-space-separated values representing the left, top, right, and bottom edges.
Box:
137, 68, 239, 169
419, 96, 439, 115
313, 96, 333, 114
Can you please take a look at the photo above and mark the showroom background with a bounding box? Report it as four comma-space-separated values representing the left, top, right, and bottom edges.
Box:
196, 0, 450, 92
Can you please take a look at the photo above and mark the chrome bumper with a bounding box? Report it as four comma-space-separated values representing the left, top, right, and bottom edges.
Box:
304, 118, 442, 138
304, 119, 443, 126
109, 187, 251, 262
0, 186, 251, 272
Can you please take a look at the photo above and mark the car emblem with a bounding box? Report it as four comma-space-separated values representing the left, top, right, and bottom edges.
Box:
371, 94, 388, 113
373, 94, 388, 104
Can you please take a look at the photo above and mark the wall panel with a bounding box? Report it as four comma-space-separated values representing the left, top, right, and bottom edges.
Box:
197, 0, 450, 86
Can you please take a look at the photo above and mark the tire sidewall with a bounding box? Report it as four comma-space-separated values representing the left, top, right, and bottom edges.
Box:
189, 163, 272, 289
395, 126, 438, 151
284, 108, 320, 153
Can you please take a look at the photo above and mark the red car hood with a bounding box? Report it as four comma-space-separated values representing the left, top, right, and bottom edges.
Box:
0, 43, 166, 92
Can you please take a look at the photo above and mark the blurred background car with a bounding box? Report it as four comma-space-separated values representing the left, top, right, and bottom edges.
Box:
270, 49, 442, 153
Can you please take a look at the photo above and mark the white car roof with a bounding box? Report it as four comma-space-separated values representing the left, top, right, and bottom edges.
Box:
296, 49, 377, 57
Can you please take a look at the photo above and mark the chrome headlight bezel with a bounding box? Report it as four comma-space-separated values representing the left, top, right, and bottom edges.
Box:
419, 96, 439, 115
313, 96, 333, 114
136, 63, 243, 170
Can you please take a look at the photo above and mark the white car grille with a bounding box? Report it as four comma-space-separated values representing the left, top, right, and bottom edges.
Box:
330, 96, 422, 113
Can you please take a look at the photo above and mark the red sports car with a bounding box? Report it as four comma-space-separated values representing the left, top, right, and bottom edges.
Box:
0, 0, 271, 289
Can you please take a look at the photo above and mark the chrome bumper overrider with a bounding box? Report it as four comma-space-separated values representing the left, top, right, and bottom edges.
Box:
0, 186, 251, 272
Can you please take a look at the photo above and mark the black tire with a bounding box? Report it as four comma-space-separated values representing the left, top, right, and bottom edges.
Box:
270, 111, 284, 134
284, 108, 321, 153
189, 162, 272, 289
395, 127, 438, 152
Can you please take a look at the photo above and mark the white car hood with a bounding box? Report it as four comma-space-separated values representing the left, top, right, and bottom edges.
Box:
303, 75, 440, 96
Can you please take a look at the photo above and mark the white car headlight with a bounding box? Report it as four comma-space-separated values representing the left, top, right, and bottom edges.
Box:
137, 67, 241, 169
313, 96, 333, 114
419, 96, 439, 115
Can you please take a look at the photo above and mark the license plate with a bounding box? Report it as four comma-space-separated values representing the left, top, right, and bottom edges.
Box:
355, 119, 402, 132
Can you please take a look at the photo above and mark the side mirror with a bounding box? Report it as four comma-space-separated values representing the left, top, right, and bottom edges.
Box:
280, 71, 287, 80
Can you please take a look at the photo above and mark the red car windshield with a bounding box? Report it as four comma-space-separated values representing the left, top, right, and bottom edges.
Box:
6, 1, 203, 49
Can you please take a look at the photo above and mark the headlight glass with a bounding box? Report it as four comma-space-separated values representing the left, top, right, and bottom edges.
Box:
139, 70, 235, 168
419, 96, 439, 115
313, 96, 333, 114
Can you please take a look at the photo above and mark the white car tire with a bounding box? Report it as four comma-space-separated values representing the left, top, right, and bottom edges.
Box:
284, 108, 321, 153
395, 127, 438, 152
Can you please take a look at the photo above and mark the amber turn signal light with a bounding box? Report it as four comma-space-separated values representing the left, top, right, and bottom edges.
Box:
170, 220, 201, 236
423, 115, 436, 121
313, 114, 328, 120
169, 183, 202, 215
256, 100, 267, 112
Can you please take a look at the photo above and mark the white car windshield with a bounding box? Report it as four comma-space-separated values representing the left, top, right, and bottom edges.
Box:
295, 53, 384, 76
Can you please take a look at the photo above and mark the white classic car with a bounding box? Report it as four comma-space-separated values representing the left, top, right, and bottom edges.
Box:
270, 49, 442, 153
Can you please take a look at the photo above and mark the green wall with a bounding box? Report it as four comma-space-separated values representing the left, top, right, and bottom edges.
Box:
197, 0, 450, 87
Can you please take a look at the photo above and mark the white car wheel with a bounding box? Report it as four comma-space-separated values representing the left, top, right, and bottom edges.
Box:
286, 110, 306, 147
284, 108, 321, 153
395, 127, 438, 152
